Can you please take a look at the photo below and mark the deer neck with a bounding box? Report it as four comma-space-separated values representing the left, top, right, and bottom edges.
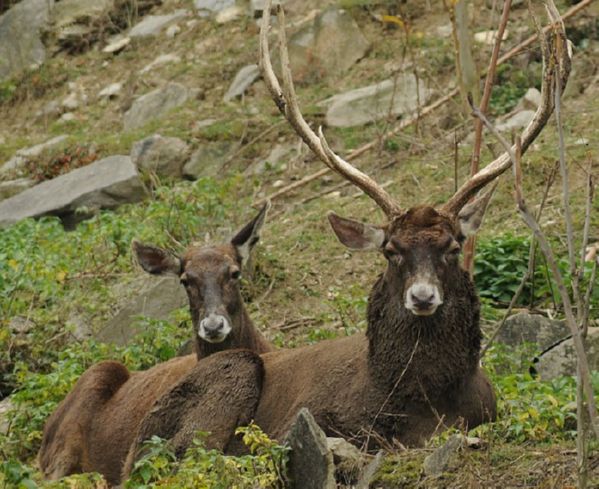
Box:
366, 267, 482, 402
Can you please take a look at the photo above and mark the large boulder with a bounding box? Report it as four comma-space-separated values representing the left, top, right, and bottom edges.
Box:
323, 74, 432, 127
287, 8, 370, 83
0, 155, 147, 228
123, 83, 191, 131
97, 276, 188, 345
131, 134, 190, 178
535, 327, 599, 380
495, 312, 569, 352
223, 64, 260, 102
0, 0, 53, 82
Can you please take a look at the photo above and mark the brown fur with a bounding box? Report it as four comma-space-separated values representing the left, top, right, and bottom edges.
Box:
126, 207, 496, 458
38, 206, 273, 486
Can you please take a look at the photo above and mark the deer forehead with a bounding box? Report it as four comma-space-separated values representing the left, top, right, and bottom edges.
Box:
388, 206, 458, 248
182, 245, 238, 273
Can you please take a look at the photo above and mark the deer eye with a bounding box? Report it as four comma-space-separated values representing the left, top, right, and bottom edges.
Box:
230, 269, 241, 280
180, 273, 189, 286
383, 245, 403, 266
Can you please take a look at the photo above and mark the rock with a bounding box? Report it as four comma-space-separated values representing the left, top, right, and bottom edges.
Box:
423, 434, 464, 477
356, 450, 384, 489
194, 0, 235, 17
59, 112, 76, 123
35, 100, 62, 121
97, 276, 187, 345
324, 74, 432, 127
62, 90, 86, 111
98, 82, 122, 99
8, 317, 35, 335
223, 64, 260, 102
496, 110, 535, 132
182, 142, 233, 179
0, 155, 147, 228
0, 178, 35, 201
474, 29, 509, 45
215, 5, 244, 23
0, 0, 52, 82
165, 24, 180, 38
139, 53, 181, 74
327, 437, 364, 482
436, 23, 452, 37
129, 9, 188, 38
131, 134, 190, 178
495, 312, 569, 352
535, 327, 599, 380
287, 8, 370, 83
0, 397, 13, 436
515, 87, 542, 111
103, 36, 131, 54
286, 408, 336, 489
0, 135, 69, 176
123, 83, 190, 131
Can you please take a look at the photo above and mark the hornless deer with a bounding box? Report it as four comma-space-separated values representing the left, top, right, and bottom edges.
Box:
38, 203, 273, 485
124, 1, 571, 468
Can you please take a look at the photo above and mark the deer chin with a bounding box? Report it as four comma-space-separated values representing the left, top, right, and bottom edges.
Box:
407, 305, 440, 317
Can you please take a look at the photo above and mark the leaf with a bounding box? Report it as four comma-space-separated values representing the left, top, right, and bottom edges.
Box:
380, 14, 405, 28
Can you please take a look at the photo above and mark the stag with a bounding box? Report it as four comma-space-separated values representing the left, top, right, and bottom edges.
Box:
38, 204, 273, 485
124, 1, 571, 470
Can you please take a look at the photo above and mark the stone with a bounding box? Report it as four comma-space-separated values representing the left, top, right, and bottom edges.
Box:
97, 276, 187, 345
0, 397, 13, 436
0, 155, 147, 228
215, 5, 244, 23
0, 0, 53, 82
139, 53, 181, 75
59, 112, 76, 123
323, 74, 432, 127
182, 142, 233, 180
327, 437, 364, 482
356, 450, 384, 489
495, 312, 569, 352
129, 10, 188, 38
123, 83, 190, 131
8, 317, 35, 335
521, 87, 542, 110
35, 100, 62, 121
98, 82, 122, 99
286, 408, 336, 489
62, 90, 86, 110
474, 29, 509, 45
0, 178, 35, 201
535, 327, 599, 380
0, 135, 68, 176
130, 134, 190, 178
103, 36, 131, 54
286, 8, 370, 83
423, 434, 464, 477
496, 110, 535, 132
223, 64, 260, 102
194, 0, 235, 17
165, 24, 180, 38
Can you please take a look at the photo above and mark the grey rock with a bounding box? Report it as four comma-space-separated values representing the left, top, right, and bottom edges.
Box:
0, 178, 35, 201
423, 434, 464, 477
327, 437, 364, 482
123, 83, 190, 131
48, 0, 113, 49
194, 0, 235, 16
223, 64, 260, 102
215, 5, 244, 24
129, 9, 189, 38
536, 327, 599, 380
286, 408, 336, 489
287, 8, 370, 83
0, 397, 13, 436
35, 100, 63, 121
495, 312, 569, 352
97, 276, 187, 345
8, 317, 35, 335
324, 74, 432, 127
131, 134, 190, 178
496, 110, 535, 132
165, 24, 181, 38
103, 36, 131, 54
98, 82, 122, 99
0, 155, 147, 228
59, 112, 76, 123
356, 450, 384, 489
518, 87, 542, 110
0, 0, 53, 82
139, 53, 181, 74
183, 142, 233, 179
0, 135, 68, 176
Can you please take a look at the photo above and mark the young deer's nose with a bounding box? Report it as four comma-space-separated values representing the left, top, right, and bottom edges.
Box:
201, 314, 225, 335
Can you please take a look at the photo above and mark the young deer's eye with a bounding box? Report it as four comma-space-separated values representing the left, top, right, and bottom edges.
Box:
230, 269, 241, 280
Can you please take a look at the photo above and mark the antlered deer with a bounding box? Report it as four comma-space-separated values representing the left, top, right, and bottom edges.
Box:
125, 0, 571, 469
38, 203, 273, 485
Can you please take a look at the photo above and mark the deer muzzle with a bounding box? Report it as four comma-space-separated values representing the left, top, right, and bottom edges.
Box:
198, 313, 232, 343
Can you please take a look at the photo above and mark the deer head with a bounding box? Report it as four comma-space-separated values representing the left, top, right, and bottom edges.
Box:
259, 1, 570, 317
132, 203, 270, 343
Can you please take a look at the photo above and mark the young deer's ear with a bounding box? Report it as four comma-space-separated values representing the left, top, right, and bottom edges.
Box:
132, 240, 182, 275
327, 212, 386, 251
457, 182, 498, 238
231, 201, 271, 265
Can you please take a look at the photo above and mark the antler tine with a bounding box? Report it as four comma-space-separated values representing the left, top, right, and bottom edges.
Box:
442, 9, 571, 217
259, 0, 401, 217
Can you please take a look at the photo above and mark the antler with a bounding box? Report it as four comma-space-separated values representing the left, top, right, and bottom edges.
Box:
259, 1, 402, 217
441, 3, 571, 216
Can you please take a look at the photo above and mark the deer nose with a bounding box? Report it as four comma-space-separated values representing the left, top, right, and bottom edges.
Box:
406, 282, 442, 316
410, 288, 435, 309
201, 314, 225, 334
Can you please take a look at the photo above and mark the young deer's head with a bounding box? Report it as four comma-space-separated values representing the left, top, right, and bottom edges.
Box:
132, 203, 269, 344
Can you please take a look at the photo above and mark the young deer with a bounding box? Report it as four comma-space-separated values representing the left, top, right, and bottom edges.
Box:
38, 204, 273, 485
125, 1, 570, 467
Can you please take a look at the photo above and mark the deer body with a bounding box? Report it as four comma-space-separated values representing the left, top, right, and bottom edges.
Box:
38, 205, 272, 485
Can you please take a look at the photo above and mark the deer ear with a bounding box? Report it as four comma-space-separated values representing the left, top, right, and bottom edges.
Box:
457, 182, 498, 238
231, 201, 271, 265
132, 240, 182, 275
327, 212, 386, 251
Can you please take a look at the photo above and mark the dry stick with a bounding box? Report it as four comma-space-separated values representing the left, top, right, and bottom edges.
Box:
463, 0, 512, 274
577, 165, 595, 327
481, 163, 558, 357
253, 0, 593, 208
470, 102, 598, 438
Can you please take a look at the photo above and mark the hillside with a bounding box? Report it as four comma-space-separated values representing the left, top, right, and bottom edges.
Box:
0, 0, 598, 487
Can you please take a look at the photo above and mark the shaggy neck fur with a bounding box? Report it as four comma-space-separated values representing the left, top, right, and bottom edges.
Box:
366, 265, 481, 404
